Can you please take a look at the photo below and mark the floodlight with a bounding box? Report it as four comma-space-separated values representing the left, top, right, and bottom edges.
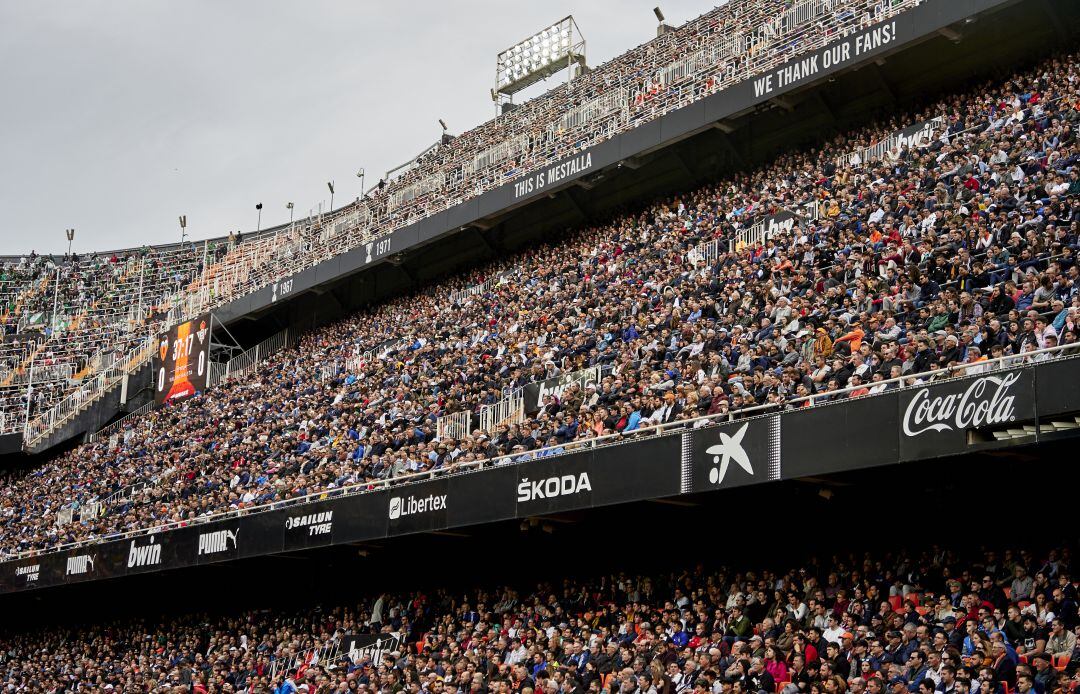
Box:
494, 16, 586, 99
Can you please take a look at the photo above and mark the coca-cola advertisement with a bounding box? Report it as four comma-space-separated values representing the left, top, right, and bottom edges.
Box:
898, 368, 1035, 461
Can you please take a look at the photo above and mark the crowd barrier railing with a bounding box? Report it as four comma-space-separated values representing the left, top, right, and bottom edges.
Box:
9, 339, 1074, 563
87, 401, 154, 443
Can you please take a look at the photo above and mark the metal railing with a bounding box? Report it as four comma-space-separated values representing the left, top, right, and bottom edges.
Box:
728, 201, 822, 253
206, 329, 290, 388
11, 337, 1073, 563
87, 401, 154, 443
269, 637, 343, 683
836, 115, 947, 167
436, 410, 473, 441
479, 393, 524, 434
22, 339, 153, 447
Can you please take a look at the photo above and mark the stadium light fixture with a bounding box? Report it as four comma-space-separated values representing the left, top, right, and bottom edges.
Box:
53, 228, 76, 332
327, 181, 335, 213
438, 119, 455, 145
494, 16, 586, 111
283, 202, 294, 240
179, 215, 187, 244
654, 7, 674, 36
255, 203, 263, 233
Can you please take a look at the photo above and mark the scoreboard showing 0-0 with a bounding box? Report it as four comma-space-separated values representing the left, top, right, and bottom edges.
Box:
153, 313, 211, 404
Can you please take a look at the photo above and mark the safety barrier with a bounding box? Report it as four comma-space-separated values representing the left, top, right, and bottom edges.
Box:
87, 401, 154, 443
478, 393, 525, 434
436, 410, 473, 441
23, 340, 153, 448
206, 329, 290, 387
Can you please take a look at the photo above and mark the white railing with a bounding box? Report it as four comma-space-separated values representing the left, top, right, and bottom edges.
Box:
23, 340, 152, 448
836, 115, 947, 167
206, 329, 289, 387
5, 362, 75, 387
9, 342, 1076, 562
436, 410, 473, 441
78, 501, 101, 524
55, 507, 74, 527
448, 279, 494, 306
270, 637, 343, 683
479, 393, 525, 434
687, 237, 725, 266
88, 401, 154, 443
728, 201, 821, 253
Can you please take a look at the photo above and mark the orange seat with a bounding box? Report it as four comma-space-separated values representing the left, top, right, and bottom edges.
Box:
915, 606, 930, 616
889, 596, 903, 611
905, 593, 921, 605
776, 682, 791, 693
1004, 587, 1012, 600
1053, 655, 1070, 672
1018, 600, 1032, 610
1019, 654, 1028, 664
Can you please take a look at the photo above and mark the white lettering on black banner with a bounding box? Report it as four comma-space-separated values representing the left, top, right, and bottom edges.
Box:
65, 554, 95, 576
128, 536, 162, 568
285, 511, 334, 536
15, 564, 39, 583
198, 528, 239, 555
517, 473, 592, 502
753, 21, 897, 98
388, 494, 447, 520
902, 373, 1020, 436
514, 152, 593, 200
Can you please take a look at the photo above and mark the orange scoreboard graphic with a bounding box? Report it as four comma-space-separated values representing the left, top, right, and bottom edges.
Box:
153, 313, 211, 404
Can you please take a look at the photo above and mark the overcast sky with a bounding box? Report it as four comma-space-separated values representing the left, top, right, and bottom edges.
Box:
0, 0, 714, 255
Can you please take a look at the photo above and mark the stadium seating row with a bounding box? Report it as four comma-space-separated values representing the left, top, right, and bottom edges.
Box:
0, 47, 1077, 558
0, 0, 929, 439
0, 545, 1075, 693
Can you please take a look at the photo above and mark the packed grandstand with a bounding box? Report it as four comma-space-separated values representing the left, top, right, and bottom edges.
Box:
0, 546, 1077, 692
2, 0, 1080, 692
0, 0, 942, 439
0, 42, 1078, 557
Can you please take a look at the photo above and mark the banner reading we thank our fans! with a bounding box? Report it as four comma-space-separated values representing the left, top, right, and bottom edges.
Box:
153, 313, 212, 404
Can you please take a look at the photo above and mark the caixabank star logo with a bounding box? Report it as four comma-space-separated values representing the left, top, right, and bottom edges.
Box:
681, 417, 781, 494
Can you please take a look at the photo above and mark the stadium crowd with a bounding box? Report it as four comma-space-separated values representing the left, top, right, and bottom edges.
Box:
214, 0, 924, 332
0, 244, 211, 432
0, 0, 1049, 438
1, 545, 1077, 693
0, 48, 1079, 557
358, 0, 914, 237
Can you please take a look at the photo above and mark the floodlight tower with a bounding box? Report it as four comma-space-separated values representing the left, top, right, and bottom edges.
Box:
493, 16, 586, 117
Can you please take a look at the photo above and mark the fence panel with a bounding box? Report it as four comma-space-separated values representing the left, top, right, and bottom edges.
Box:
436, 410, 472, 441
479, 395, 524, 434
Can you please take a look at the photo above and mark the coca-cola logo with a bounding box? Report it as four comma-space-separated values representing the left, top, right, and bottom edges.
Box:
902, 372, 1021, 437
